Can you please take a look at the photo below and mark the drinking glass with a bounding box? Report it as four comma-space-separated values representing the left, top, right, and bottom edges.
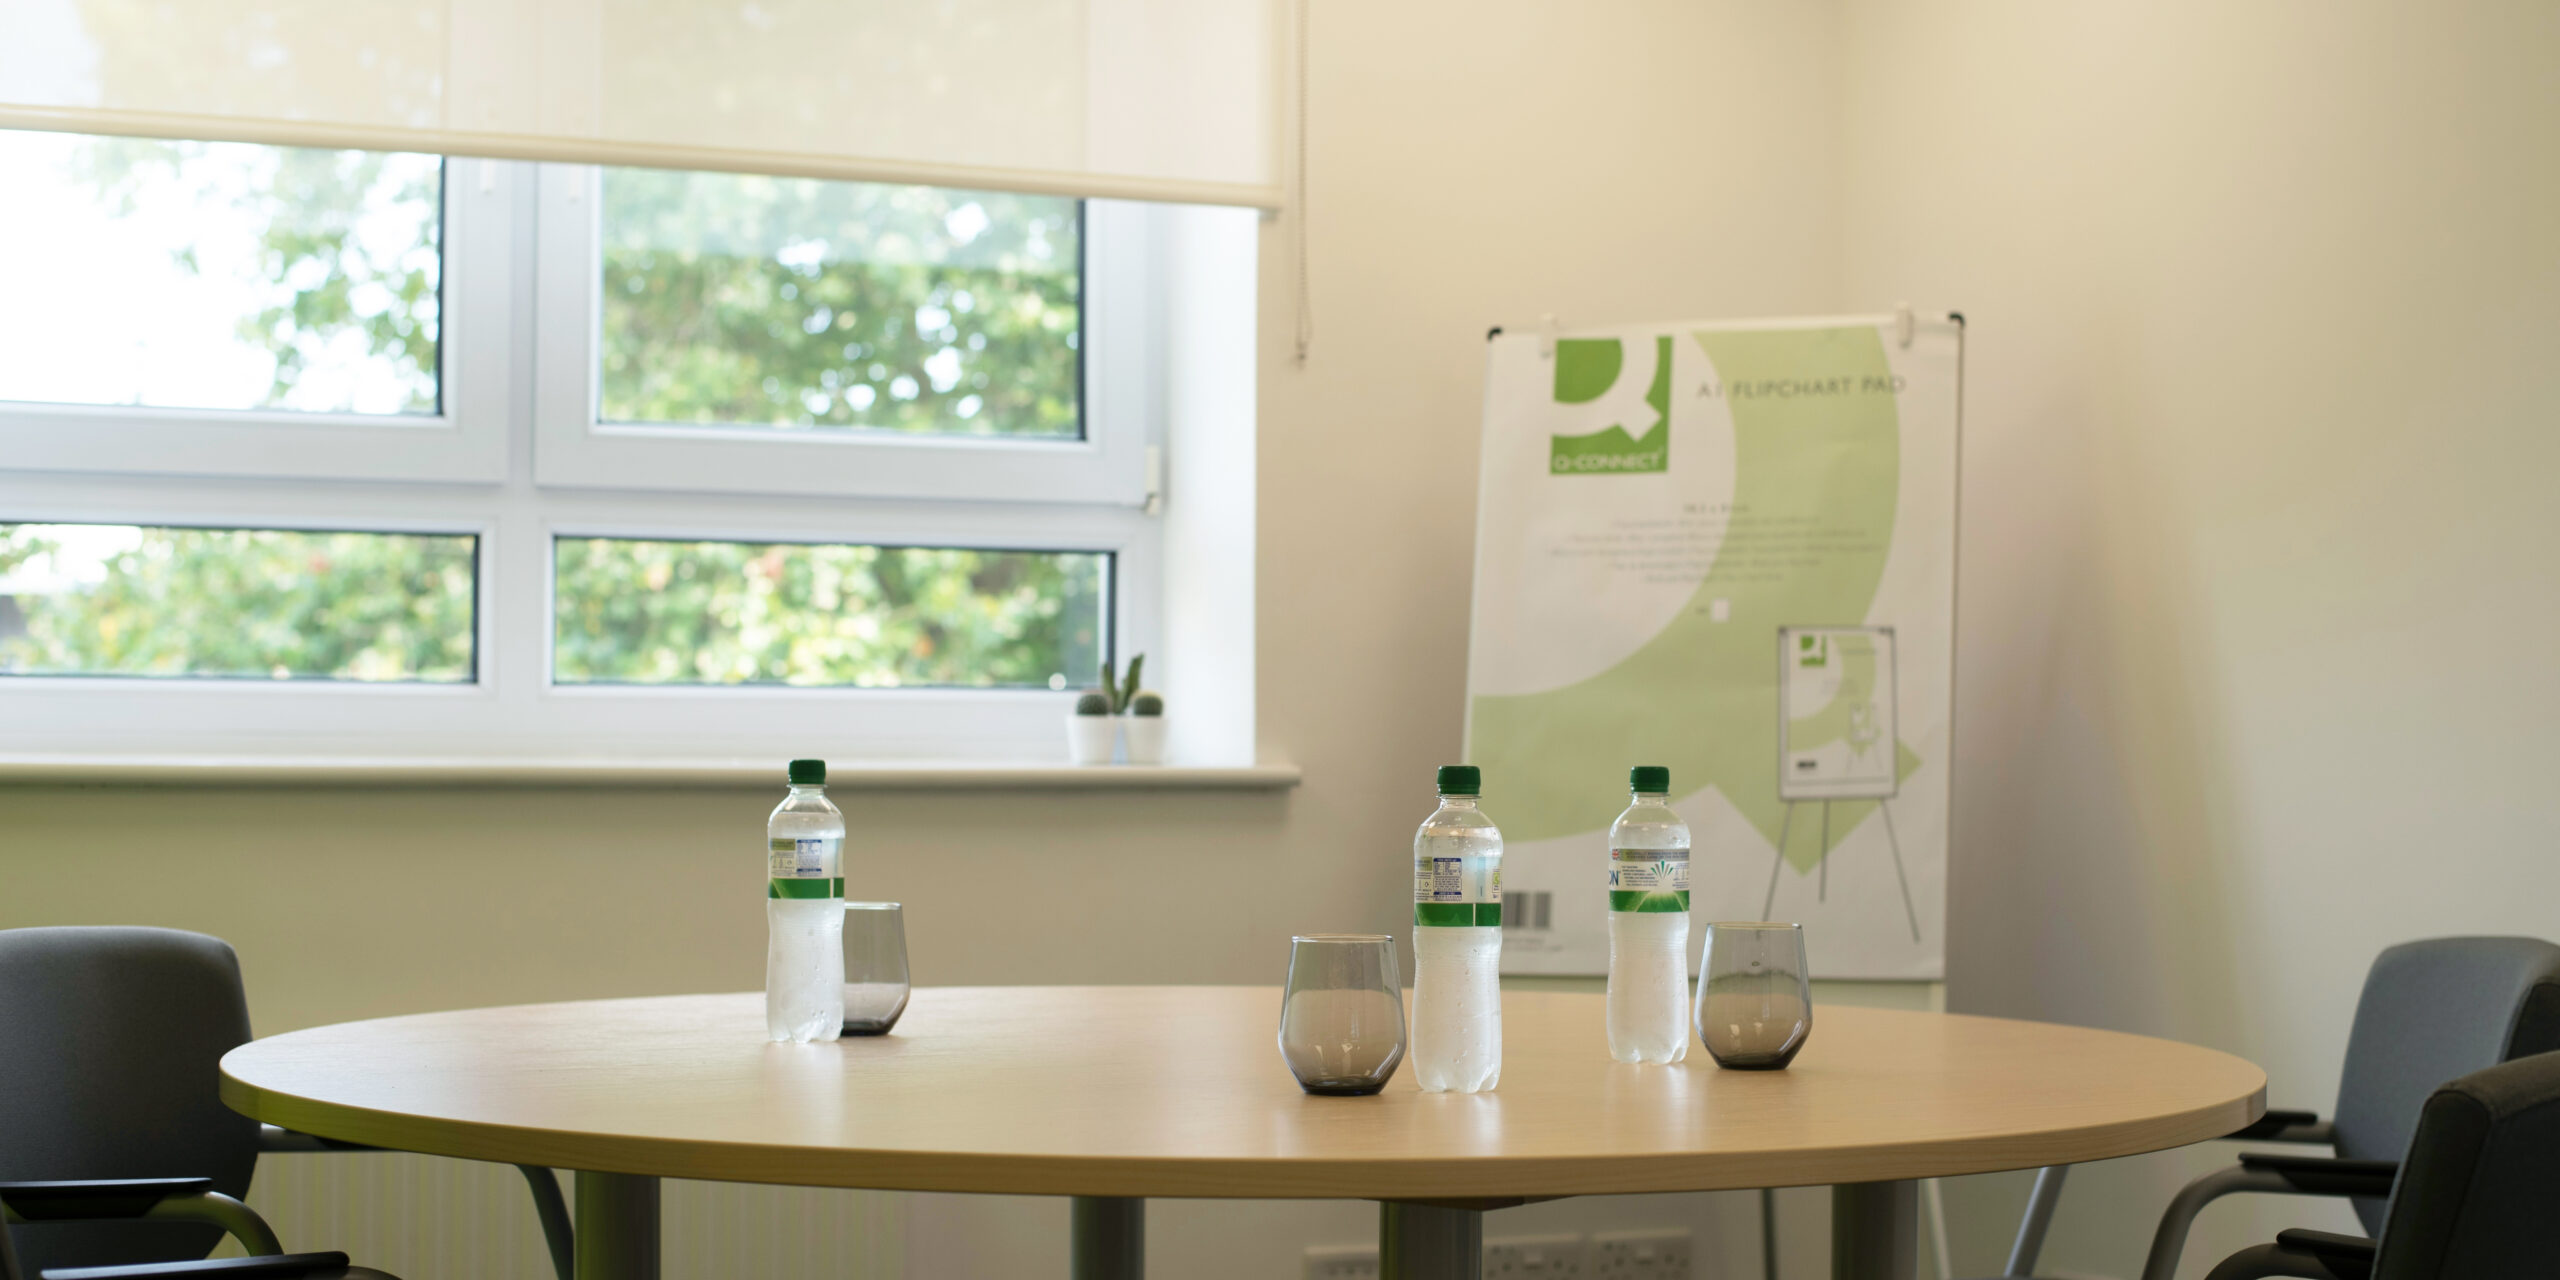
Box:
841, 902, 910, 1035
1278, 934, 1406, 1095
1693, 922, 1812, 1069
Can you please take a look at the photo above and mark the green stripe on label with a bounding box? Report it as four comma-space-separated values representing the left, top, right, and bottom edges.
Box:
768, 879, 840, 900
1414, 903, 1504, 927
1609, 890, 1692, 912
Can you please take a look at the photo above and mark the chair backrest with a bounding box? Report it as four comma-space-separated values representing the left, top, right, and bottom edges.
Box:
2331, 936, 2560, 1233
0, 927, 258, 1272
2373, 1050, 2560, 1279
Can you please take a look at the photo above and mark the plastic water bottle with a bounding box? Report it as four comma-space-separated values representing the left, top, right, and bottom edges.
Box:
1606, 765, 1691, 1064
766, 758, 845, 1043
1412, 764, 1502, 1093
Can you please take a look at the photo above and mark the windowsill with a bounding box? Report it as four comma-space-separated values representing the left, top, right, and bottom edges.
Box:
0, 755, 1303, 790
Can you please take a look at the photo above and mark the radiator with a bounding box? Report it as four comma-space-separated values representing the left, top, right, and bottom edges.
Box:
240, 1151, 903, 1279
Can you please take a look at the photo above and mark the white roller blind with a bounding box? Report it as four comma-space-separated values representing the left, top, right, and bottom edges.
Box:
0, 0, 1282, 207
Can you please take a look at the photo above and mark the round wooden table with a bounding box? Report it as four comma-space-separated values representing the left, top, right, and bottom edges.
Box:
220, 987, 2264, 1280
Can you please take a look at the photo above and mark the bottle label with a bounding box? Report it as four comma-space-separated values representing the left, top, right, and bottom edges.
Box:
1414, 855, 1502, 927
1608, 847, 1690, 912
768, 836, 844, 900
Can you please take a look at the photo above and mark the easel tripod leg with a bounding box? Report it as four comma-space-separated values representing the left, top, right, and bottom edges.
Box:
1763, 802, 1796, 919
1880, 801, 1920, 943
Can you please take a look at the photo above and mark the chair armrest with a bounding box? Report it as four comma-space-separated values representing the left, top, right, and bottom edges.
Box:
40, 1251, 355, 1279
0, 1180, 283, 1258
0, 1180, 215, 1221
2140, 1160, 2388, 1280
2202, 1243, 2349, 1280
2227, 1109, 2333, 1143
2236, 1154, 2399, 1198
2274, 1230, 2375, 1279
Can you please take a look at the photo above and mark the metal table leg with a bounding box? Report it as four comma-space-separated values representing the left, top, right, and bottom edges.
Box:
1380, 1201, 1482, 1280
574, 1171, 660, 1280
1762, 1187, 1781, 1280
1832, 1181, 1918, 1280
1072, 1196, 1145, 1280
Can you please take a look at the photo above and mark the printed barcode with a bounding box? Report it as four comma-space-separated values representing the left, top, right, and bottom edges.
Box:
1501, 891, 1553, 931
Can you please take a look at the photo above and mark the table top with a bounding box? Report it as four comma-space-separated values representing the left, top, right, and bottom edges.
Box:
220, 987, 2265, 1200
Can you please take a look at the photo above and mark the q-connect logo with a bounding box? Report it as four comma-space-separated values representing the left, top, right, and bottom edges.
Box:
1548, 335, 1670, 475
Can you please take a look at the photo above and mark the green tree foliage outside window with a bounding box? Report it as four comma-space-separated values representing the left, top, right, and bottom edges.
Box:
599, 170, 1080, 437
554, 539, 1105, 689
0, 526, 474, 681
64, 135, 441, 413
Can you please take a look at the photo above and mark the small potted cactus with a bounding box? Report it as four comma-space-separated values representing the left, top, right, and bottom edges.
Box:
1065, 654, 1145, 765
1066, 687, 1117, 764
1123, 688, 1168, 765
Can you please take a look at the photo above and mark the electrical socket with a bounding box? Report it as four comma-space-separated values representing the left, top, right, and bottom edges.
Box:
1304, 1244, 1381, 1280
1485, 1233, 1586, 1279
1589, 1228, 1692, 1280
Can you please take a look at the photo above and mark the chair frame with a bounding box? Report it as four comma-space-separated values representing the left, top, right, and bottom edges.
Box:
0, 928, 574, 1280
1, 1152, 567, 1280
0, 1179, 352, 1280
1985, 937, 2560, 1280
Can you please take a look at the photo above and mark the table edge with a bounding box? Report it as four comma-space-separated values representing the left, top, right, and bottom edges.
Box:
222, 993, 2268, 1199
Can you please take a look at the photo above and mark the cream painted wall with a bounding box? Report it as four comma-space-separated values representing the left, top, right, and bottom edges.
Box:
12, 2, 2550, 1277
0, 0, 1853, 1276
1837, 1, 2560, 1275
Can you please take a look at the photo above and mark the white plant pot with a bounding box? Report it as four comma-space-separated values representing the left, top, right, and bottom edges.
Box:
1066, 714, 1120, 765
1122, 717, 1168, 766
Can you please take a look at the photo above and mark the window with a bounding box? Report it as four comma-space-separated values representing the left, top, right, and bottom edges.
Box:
0, 130, 509, 483
532, 167, 1152, 504
551, 538, 1107, 689
0, 524, 476, 682
0, 136, 442, 416
595, 171, 1082, 441
0, 133, 1234, 766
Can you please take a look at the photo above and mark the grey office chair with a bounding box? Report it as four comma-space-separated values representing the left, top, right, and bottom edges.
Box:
1984, 935, 2560, 1280
0, 927, 570, 1279
2200, 1049, 2560, 1280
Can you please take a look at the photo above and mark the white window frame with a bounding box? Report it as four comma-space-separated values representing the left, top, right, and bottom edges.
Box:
529, 164, 1153, 506
0, 155, 1172, 766
0, 156, 517, 485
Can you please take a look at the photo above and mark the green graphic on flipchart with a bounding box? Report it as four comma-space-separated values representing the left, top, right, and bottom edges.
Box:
1548, 336, 1671, 474
1469, 325, 1920, 872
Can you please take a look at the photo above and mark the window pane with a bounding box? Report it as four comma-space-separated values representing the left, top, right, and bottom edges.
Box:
0, 525, 476, 681
0, 132, 441, 415
553, 538, 1106, 688
599, 171, 1079, 439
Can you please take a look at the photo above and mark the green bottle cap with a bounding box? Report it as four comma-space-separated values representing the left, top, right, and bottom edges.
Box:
788, 758, 826, 786
1435, 764, 1481, 796
1630, 765, 1669, 794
